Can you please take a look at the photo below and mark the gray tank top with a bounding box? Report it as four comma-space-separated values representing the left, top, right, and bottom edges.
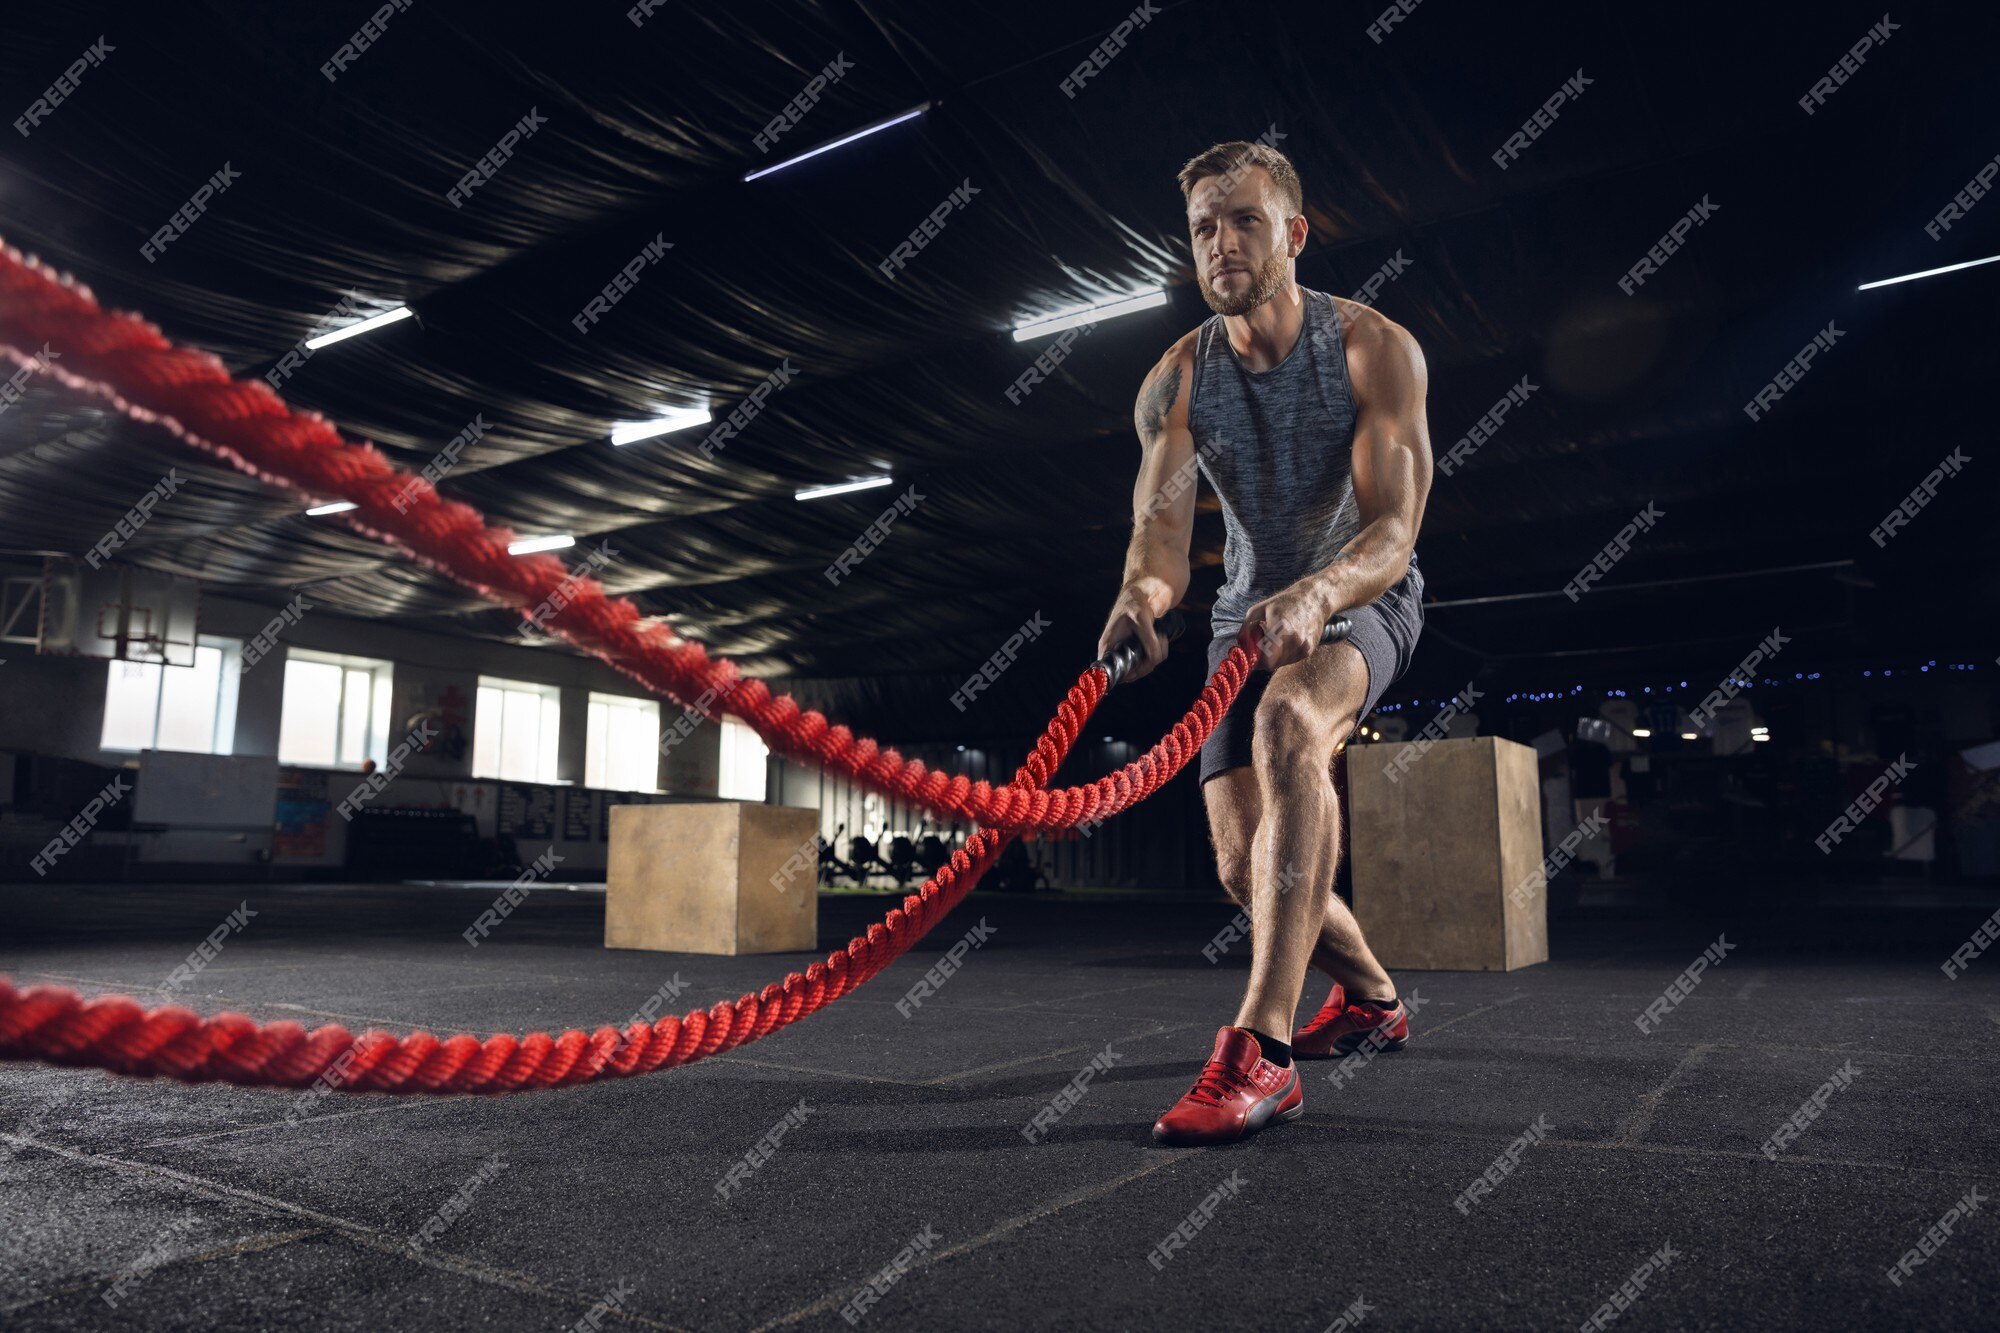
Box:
1189, 286, 1411, 635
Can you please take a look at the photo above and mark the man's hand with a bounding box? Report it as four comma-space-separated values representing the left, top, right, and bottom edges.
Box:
1241, 578, 1337, 671
1097, 584, 1171, 684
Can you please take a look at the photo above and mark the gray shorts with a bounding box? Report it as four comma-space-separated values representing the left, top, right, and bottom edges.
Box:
1197, 562, 1426, 784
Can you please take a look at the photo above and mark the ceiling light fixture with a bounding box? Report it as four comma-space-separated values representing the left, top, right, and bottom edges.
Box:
1012, 289, 1169, 342
743, 103, 931, 183
303, 305, 414, 350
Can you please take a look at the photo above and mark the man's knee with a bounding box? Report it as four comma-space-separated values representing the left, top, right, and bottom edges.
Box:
1252, 690, 1345, 768
1215, 852, 1255, 905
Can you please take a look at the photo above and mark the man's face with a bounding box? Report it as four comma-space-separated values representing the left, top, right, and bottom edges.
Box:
1187, 165, 1296, 317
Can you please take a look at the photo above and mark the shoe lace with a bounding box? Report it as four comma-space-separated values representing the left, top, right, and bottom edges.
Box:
1299, 997, 1346, 1035
1185, 1059, 1253, 1106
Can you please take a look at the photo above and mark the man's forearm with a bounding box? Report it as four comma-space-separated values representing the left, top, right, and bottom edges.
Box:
1120, 528, 1191, 616
1305, 516, 1414, 614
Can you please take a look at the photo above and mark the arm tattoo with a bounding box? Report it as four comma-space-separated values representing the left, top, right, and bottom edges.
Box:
1135, 362, 1181, 442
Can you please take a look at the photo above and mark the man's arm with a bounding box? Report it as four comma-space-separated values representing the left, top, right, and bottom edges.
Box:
1095, 335, 1199, 682
1243, 306, 1432, 668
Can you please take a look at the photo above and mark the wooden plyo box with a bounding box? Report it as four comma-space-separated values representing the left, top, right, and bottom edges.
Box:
605, 802, 819, 956
1349, 735, 1547, 972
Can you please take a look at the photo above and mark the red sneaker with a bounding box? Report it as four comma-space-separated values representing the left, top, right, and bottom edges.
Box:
1293, 988, 1408, 1059
1151, 1027, 1303, 1146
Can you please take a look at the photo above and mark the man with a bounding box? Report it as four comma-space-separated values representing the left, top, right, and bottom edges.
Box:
1095, 140, 1432, 1146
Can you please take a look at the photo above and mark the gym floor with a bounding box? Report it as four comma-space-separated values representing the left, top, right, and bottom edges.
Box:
3, 881, 1995, 1331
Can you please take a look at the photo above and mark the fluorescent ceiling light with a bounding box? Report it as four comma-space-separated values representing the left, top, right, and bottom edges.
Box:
1012, 290, 1169, 341
1680, 732, 1697, 740
743, 103, 930, 183
509, 534, 576, 555
796, 475, 893, 501
611, 408, 713, 446
1631, 728, 1651, 737
305, 500, 358, 516
1857, 253, 2000, 290
303, 305, 415, 350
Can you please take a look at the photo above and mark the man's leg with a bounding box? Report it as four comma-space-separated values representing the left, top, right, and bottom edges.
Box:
1203, 765, 1393, 995
1232, 640, 1394, 1041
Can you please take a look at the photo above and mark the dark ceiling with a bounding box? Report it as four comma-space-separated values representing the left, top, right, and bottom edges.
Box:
2, 0, 1996, 744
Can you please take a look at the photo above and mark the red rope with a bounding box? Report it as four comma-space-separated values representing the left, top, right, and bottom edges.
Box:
0, 238, 1258, 835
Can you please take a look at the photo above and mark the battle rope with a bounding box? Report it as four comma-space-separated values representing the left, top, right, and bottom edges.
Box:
0, 239, 1259, 835
0, 240, 1269, 1091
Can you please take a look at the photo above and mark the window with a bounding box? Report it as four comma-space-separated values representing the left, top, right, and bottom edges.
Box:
100, 636, 240, 754
278, 650, 393, 768
473, 676, 561, 783
718, 714, 769, 802
586, 693, 661, 792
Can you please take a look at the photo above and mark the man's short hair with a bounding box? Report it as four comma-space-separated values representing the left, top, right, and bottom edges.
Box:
1177, 141, 1303, 217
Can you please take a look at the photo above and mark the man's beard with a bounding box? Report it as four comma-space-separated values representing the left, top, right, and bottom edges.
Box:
1201, 249, 1289, 316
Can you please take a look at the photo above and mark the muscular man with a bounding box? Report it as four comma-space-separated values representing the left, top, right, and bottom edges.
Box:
1095, 140, 1433, 1146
